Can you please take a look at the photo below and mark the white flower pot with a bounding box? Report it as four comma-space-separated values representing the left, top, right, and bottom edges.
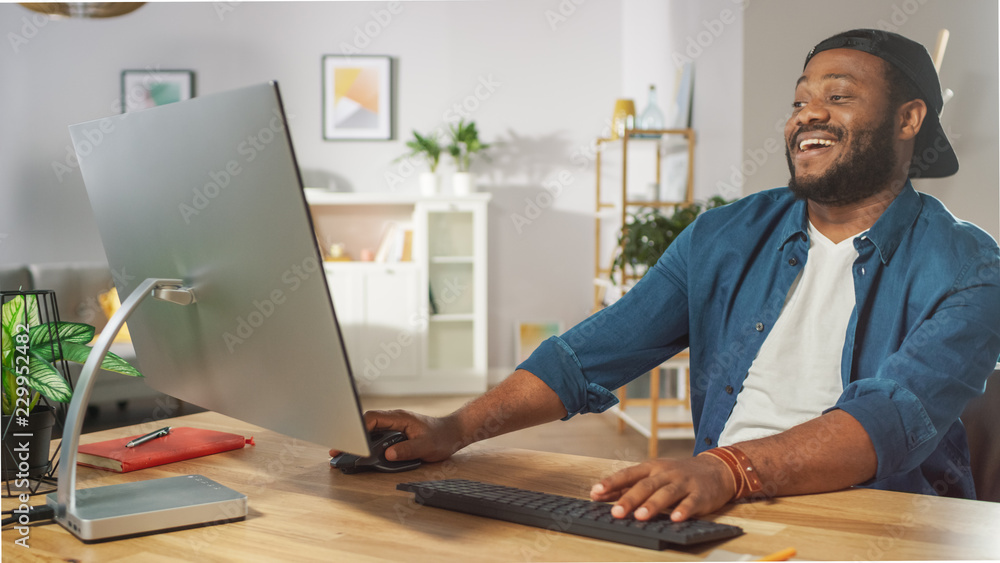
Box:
419, 172, 440, 196
452, 172, 475, 196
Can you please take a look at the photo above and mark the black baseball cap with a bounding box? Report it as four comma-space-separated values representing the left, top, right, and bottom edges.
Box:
804, 29, 958, 178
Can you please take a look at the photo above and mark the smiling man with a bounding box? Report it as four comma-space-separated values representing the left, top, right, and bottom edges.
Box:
334, 30, 1000, 522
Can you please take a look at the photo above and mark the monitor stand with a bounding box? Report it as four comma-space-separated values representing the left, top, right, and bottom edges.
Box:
46, 278, 247, 542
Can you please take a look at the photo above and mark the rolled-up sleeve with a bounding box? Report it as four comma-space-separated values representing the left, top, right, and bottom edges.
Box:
516, 335, 620, 419
517, 225, 695, 419
830, 249, 1000, 481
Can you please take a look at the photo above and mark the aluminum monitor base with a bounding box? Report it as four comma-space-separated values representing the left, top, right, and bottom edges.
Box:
50, 279, 247, 542
46, 475, 247, 542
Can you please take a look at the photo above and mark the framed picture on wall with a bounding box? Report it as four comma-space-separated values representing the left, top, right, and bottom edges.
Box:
120, 70, 195, 113
322, 55, 393, 140
514, 321, 564, 367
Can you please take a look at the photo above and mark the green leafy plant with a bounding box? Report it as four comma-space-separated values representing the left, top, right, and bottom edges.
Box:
398, 129, 443, 173
611, 196, 733, 285
446, 119, 490, 172
1, 294, 142, 416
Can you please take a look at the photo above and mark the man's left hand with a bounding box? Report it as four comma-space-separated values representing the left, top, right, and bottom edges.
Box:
589, 455, 737, 522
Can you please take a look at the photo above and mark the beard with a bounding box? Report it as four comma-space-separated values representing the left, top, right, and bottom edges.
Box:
785, 112, 899, 206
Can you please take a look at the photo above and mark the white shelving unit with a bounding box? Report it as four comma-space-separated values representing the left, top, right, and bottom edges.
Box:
305, 190, 490, 395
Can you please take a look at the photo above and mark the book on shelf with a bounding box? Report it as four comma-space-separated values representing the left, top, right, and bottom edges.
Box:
375, 222, 414, 263
76, 427, 253, 473
400, 229, 413, 262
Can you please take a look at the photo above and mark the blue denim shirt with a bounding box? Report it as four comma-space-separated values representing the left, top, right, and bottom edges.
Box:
519, 183, 1000, 499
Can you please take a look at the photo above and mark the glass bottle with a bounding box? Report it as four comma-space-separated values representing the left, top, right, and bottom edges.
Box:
638, 84, 665, 132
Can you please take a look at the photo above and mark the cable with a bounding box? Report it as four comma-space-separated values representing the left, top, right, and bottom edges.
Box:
2, 504, 55, 527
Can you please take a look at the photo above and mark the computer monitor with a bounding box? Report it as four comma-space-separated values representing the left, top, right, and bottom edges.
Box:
68, 82, 370, 457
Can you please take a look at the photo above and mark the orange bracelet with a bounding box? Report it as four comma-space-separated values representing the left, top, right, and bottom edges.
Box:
698, 445, 763, 500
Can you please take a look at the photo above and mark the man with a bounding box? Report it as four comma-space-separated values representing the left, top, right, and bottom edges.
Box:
332, 30, 1000, 522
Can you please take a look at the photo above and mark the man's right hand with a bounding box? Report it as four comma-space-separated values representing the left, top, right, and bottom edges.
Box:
328, 370, 568, 464
328, 409, 464, 463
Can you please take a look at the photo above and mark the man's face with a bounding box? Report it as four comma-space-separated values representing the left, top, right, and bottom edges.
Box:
784, 49, 901, 205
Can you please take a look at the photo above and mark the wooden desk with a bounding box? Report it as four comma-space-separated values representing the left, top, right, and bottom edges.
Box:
4, 412, 999, 561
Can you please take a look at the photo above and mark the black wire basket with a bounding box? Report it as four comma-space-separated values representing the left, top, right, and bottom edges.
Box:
1, 290, 75, 497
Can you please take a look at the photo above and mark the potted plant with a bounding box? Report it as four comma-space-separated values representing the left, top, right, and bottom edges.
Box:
1, 293, 142, 479
446, 119, 490, 195
611, 196, 732, 286
398, 129, 443, 196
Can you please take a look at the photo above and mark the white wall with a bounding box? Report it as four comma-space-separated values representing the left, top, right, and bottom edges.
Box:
3, 1, 994, 383
622, 0, 744, 203
0, 1, 625, 379
742, 0, 999, 240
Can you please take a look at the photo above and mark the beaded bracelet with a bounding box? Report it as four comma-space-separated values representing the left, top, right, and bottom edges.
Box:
698, 445, 763, 500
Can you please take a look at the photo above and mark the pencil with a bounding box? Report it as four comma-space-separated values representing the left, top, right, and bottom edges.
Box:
756, 547, 796, 561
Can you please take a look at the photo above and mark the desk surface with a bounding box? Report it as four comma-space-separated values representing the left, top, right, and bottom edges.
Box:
4, 411, 999, 561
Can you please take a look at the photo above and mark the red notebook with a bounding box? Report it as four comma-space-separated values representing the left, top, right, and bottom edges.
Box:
77, 427, 252, 473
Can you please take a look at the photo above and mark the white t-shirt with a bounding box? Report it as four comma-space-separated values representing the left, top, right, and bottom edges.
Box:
718, 222, 862, 446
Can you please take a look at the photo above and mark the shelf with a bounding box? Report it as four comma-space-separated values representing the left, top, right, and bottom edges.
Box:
429, 313, 475, 322
322, 261, 418, 270
611, 404, 695, 440
310, 193, 489, 394
304, 189, 491, 206
430, 256, 474, 264
426, 321, 474, 370
623, 200, 688, 207
594, 126, 695, 310
596, 129, 694, 146
595, 201, 687, 218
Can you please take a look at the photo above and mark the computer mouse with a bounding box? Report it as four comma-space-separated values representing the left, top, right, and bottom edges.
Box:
330, 429, 422, 474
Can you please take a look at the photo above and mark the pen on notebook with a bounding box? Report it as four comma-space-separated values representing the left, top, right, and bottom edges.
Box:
126, 427, 171, 448
756, 547, 796, 561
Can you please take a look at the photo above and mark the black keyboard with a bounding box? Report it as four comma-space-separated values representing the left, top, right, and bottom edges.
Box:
396, 479, 742, 550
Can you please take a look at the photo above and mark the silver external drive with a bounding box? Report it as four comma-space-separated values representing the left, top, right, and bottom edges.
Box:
47, 475, 247, 542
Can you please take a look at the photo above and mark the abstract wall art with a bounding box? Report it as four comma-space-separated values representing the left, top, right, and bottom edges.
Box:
322, 55, 393, 140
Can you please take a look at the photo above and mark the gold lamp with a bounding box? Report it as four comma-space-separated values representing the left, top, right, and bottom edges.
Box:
20, 3, 145, 18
